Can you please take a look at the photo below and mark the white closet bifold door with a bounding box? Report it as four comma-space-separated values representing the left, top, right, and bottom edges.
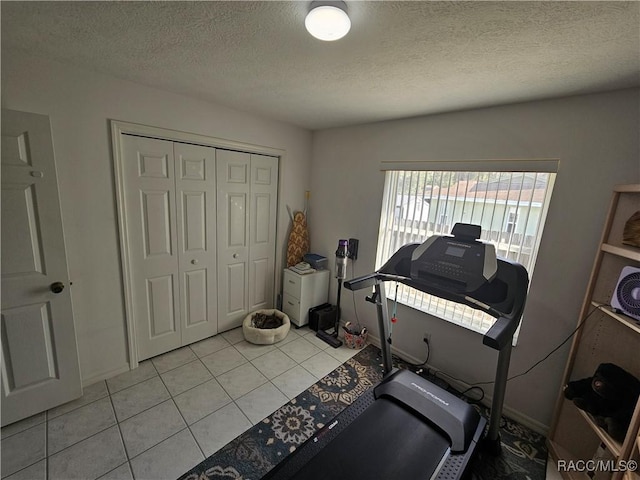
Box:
122, 136, 181, 360
216, 151, 278, 332
174, 142, 218, 345
216, 150, 251, 332
122, 136, 218, 360
248, 154, 278, 314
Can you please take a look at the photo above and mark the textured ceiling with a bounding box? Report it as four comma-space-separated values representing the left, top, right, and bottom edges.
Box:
2, 1, 639, 130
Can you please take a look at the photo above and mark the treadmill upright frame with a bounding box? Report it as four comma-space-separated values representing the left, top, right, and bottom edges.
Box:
344, 238, 529, 454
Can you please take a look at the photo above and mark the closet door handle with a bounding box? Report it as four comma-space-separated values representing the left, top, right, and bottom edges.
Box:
191, 259, 198, 265
233, 253, 239, 259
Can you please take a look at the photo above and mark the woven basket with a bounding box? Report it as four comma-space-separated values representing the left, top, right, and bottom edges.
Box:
623, 211, 640, 248
344, 330, 367, 349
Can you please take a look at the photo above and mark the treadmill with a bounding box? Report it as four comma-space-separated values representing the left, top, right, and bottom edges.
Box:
264, 224, 529, 480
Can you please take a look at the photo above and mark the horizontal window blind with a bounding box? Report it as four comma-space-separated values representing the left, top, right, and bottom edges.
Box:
376, 169, 556, 341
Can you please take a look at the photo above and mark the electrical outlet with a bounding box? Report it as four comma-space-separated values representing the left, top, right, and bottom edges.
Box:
423, 332, 431, 343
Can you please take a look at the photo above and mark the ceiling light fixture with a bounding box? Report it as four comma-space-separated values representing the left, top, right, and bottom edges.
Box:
305, 1, 351, 41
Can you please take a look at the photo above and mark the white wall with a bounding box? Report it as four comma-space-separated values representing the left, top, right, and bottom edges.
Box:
309, 89, 640, 429
1, 54, 313, 384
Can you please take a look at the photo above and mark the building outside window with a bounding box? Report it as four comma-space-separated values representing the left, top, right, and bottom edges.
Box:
506, 208, 518, 235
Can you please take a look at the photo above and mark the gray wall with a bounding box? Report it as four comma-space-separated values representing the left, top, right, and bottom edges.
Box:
309, 88, 640, 430
1, 54, 313, 384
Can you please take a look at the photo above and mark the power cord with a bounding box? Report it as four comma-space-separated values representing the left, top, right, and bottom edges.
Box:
430, 369, 486, 404
403, 305, 603, 404
392, 335, 431, 369
471, 304, 602, 386
460, 386, 485, 404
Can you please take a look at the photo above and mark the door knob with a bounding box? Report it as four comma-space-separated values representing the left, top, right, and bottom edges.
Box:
191, 259, 198, 265
233, 253, 239, 259
50, 282, 65, 294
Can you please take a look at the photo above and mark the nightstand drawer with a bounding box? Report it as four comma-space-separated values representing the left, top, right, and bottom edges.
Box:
283, 270, 303, 297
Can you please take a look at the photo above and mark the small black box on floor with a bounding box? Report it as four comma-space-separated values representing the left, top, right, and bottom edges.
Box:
309, 303, 336, 331
308, 303, 330, 331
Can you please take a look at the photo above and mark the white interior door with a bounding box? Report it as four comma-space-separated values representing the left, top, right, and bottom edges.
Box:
248, 154, 278, 312
174, 143, 218, 344
121, 135, 181, 360
1, 109, 82, 426
217, 150, 250, 331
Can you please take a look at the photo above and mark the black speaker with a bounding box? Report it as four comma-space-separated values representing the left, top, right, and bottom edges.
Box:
309, 303, 336, 331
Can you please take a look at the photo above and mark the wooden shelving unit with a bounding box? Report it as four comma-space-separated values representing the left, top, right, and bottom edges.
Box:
622, 434, 640, 480
548, 185, 640, 480
634, 434, 639, 478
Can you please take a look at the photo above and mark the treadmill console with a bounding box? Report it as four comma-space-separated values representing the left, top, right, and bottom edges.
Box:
410, 223, 497, 293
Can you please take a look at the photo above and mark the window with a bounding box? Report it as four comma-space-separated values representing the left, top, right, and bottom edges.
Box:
376, 167, 556, 341
505, 208, 518, 234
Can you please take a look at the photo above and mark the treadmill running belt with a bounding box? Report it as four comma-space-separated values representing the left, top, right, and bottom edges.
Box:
285, 397, 450, 479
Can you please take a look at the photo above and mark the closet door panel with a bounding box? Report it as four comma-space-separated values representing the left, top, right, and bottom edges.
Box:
228, 193, 248, 245
183, 269, 207, 327
251, 258, 269, 307
248, 155, 278, 312
122, 136, 180, 360
182, 192, 206, 251
226, 263, 246, 313
146, 275, 176, 336
217, 150, 250, 331
141, 191, 173, 257
174, 143, 217, 344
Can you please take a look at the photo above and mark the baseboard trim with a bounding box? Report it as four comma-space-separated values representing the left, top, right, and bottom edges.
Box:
82, 363, 130, 388
366, 334, 549, 436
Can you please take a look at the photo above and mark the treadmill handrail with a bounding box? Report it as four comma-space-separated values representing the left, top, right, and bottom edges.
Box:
344, 255, 528, 352
343, 272, 410, 291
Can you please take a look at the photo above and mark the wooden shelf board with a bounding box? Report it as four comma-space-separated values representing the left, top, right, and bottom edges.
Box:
577, 408, 623, 456
614, 184, 640, 193
591, 302, 640, 335
547, 440, 591, 480
601, 243, 640, 262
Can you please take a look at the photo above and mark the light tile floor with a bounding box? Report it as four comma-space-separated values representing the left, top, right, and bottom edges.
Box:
1, 326, 359, 480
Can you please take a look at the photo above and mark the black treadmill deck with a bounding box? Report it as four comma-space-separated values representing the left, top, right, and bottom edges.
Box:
263, 372, 486, 480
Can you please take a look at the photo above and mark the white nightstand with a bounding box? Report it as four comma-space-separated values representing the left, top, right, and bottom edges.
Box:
282, 269, 330, 327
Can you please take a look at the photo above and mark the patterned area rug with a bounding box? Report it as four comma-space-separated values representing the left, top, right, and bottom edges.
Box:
179, 345, 547, 480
